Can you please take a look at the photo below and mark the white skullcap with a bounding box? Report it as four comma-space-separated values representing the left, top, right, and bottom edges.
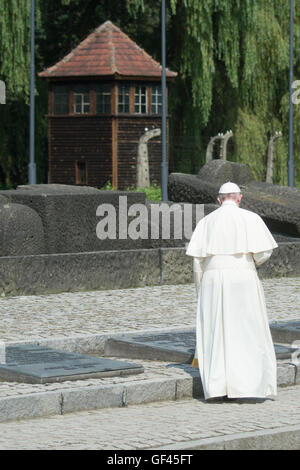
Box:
218, 181, 241, 194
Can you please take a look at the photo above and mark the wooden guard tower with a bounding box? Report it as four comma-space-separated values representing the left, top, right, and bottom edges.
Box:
39, 21, 177, 189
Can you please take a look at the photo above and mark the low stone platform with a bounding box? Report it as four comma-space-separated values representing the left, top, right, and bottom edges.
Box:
0, 326, 298, 423
0, 280, 297, 429
0, 241, 299, 297
0, 344, 143, 384
104, 329, 298, 362
0, 277, 298, 449
270, 320, 300, 344
0, 356, 296, 423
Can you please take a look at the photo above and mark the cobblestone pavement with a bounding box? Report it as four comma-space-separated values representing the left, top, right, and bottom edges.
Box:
0, 384, 298, 450
0, 278, 297, 401
0, 277, 299, 343
0, 277, 298, 449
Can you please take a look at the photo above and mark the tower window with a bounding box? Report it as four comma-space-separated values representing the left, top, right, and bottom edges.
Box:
135, 86, 147, 114
74, 92, 90, 114
118, 85, 130, 113
95, 84, 111, 114
151, 85, 162, 114
53, 85, 69, 115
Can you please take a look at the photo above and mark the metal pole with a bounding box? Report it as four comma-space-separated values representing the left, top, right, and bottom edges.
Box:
288, 0, 294, 187
28, 0, 36, 184
161, 0, 168, 201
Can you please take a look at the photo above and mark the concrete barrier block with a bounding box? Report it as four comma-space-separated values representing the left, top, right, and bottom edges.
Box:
160, 248, 193, 285
0, 249, 161, 296
61, 384, 124, 414
123, 378, 176, 406
176, 376, 204, 399
277, 363, 296, 386
0, 391, 62, 422
257, 242, 300, 278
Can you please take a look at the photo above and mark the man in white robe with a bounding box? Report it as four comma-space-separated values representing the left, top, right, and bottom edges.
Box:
186, 182, 278, 400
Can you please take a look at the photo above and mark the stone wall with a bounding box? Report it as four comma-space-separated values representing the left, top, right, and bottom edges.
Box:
0, 182, 298, 297
168, 160, 300, 237
0, 184, 216, 255
0, 242, 299, 297
0, 185, 149, 254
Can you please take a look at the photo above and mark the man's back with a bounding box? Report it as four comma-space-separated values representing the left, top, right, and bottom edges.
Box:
186, 199, 278, 258
186, 182, 278, 401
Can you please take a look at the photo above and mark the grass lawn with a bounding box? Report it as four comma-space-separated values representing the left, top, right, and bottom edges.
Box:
101, 181, 162, 202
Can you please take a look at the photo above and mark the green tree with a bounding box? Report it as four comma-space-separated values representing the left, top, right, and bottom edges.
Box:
165, 0, 299, 185
0, 0, 299, 187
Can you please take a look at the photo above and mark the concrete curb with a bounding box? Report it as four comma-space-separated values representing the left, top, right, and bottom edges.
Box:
0, 366, 296, 424
0, 361, 296, 423
151, 423, 300, 450
0, 376, 192, 423
0, 328, 298, 423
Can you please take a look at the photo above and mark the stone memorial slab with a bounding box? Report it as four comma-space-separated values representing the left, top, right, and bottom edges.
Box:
270, 321, 300, 344
0, 344, 144, 384
105, 330, 197, 363
104, 329, 297, 363
275, 343, 299, 359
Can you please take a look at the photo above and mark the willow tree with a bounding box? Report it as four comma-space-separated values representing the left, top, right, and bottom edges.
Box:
129, 0, 300, 186
0, 1, 31, 98
0, 0, 67, 186
0, 1, 30, 186
0, 0, 299, 187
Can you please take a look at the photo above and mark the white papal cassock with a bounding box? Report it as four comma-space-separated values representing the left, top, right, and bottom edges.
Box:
186, 199, 278, 399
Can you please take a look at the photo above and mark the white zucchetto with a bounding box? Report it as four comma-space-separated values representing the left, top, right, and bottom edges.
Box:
219, 182, 241, 194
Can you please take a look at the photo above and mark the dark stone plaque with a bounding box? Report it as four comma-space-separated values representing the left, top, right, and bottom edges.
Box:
270, 321, 300, 344
275, 344, 299, 359
104, 329, 297, 363
105, 330, 196, 363
0, 344, 144, 384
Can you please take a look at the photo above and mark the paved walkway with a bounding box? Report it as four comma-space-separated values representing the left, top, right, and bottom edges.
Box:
0, 277, 299, 450
0, 384, 299, 450
0, 277, 299, 342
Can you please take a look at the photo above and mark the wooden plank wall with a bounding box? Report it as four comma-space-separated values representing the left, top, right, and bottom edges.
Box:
48, 115, 165, 190
117, 117, 162, 189
49, 116, 112, 188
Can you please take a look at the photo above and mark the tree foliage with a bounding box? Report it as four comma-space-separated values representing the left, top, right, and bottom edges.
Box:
166, 0, 299, 184
0, 0, 299, 187
0, 0, 31, 99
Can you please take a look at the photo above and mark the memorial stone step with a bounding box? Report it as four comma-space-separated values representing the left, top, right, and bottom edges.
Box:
104, 328, 299, 363
0, 344, 144, 384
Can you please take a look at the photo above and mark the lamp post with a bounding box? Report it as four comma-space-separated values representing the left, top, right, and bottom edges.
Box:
161, 0, 168, 201
288, 0, 294, 187
28, 0, 36, 184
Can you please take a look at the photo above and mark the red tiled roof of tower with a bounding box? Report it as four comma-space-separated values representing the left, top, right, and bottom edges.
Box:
39, 21, 177, 79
